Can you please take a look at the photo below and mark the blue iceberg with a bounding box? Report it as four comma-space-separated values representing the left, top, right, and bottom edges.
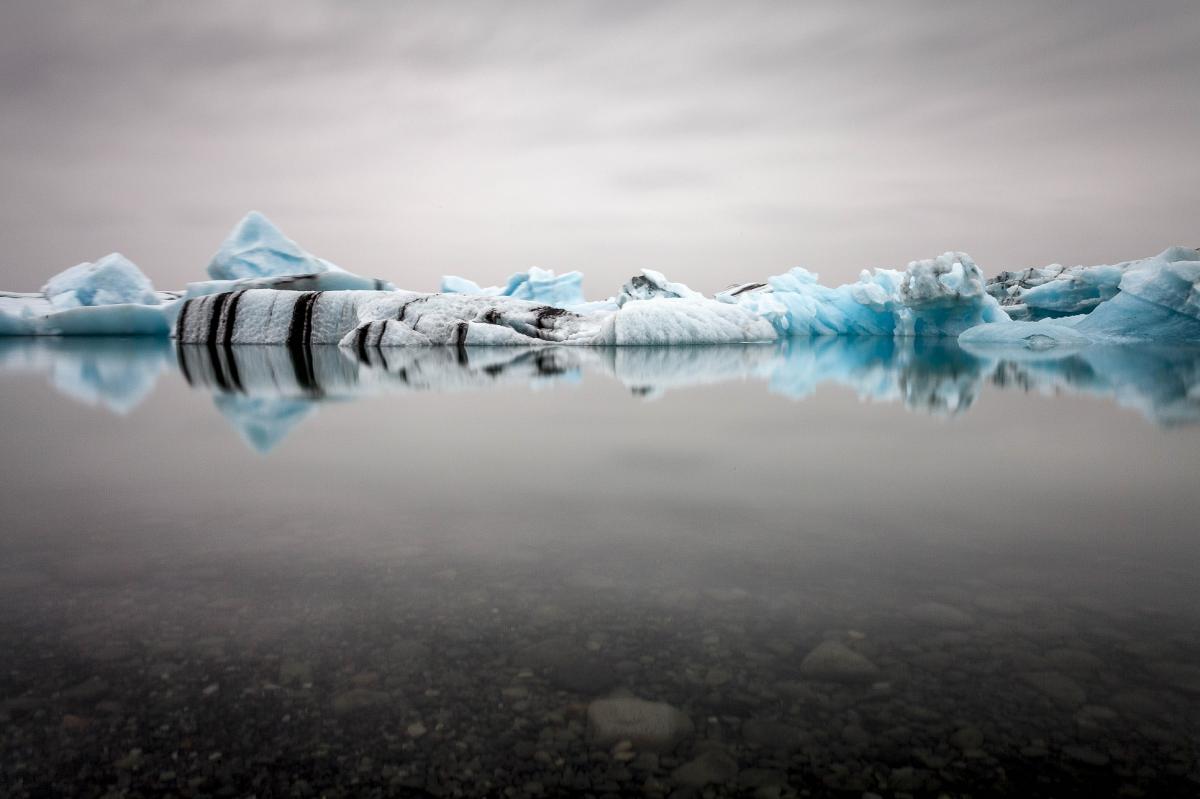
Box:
206, 211, 392, 292
43, 253, 161, 309
0, 254, 173, 337
960, 247, 1200, 348
441, 267, 585, 307
721, 252, 1009, 339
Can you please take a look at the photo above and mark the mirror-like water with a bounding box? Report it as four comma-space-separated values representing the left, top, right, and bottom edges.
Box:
1, 338, 1198, 798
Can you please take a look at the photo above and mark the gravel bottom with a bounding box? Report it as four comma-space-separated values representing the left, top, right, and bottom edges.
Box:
1, 549, 1198, 798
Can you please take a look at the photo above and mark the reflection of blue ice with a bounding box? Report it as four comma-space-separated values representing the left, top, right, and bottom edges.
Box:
0, 337, 171, 414
212, 396, 316, 454
768, 337, 993, 414
3, 339, 1199, 452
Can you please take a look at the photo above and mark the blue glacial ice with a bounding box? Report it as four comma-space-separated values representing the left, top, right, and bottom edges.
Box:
986, 260, 1131, 321
43, 253, 161, 309
0, 254, 174, 337
203, 211, 392, 291
441, 266, 585, 307
958, 247, 1200, 348
719, 252, 1009, 339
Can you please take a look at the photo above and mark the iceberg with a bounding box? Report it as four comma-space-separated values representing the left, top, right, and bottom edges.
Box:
206, 211, 392, 291
43, 253, 160, 309
0, 254, 173, 337
174, 289, 778, 348
986, 261, 1131, 321
721, 252, 1009, 338
616, 269, 704, 306
1075, 247, 1200, 343
0, 337, 171, 413
964, 247, 1200, 348
440, 267, 585, 307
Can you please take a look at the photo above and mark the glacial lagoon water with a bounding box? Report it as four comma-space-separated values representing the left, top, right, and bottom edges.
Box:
1, 337, 1198, 797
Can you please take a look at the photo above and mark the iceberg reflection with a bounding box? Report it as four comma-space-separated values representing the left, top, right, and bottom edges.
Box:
1, 338, 1198, 450
0, 336, 171, 414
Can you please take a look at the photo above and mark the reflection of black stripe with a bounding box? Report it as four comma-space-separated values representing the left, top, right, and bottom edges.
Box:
355, 323, 371, 362
175, 297, 192, 341
454, 322, 469, 365
207, 342, 230, 392
285, 292, 322, 396
223, 345, 244, 393
176, 343, 194, 385
207, 293, 229, 345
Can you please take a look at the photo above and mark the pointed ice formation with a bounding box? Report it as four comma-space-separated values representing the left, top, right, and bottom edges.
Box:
201, 211, 393, 294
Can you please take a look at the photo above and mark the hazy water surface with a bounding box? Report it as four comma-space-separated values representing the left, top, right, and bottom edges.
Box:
1, 338, 1198, 797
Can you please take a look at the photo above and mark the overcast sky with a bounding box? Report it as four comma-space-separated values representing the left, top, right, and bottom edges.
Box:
1, 1, 1197, 294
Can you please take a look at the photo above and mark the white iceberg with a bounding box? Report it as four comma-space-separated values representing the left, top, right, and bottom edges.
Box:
616, 269, 704, 306
174, 289, 778, 349
440, 266, 585, 307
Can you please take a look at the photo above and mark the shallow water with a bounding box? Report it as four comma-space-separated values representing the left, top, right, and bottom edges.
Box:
1, 337, 1198, 798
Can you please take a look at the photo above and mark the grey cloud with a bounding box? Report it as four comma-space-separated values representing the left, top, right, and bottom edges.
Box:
0, 0, 1196, 294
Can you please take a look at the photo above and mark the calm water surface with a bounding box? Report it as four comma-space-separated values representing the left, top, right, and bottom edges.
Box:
1, 338, 1198, 798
